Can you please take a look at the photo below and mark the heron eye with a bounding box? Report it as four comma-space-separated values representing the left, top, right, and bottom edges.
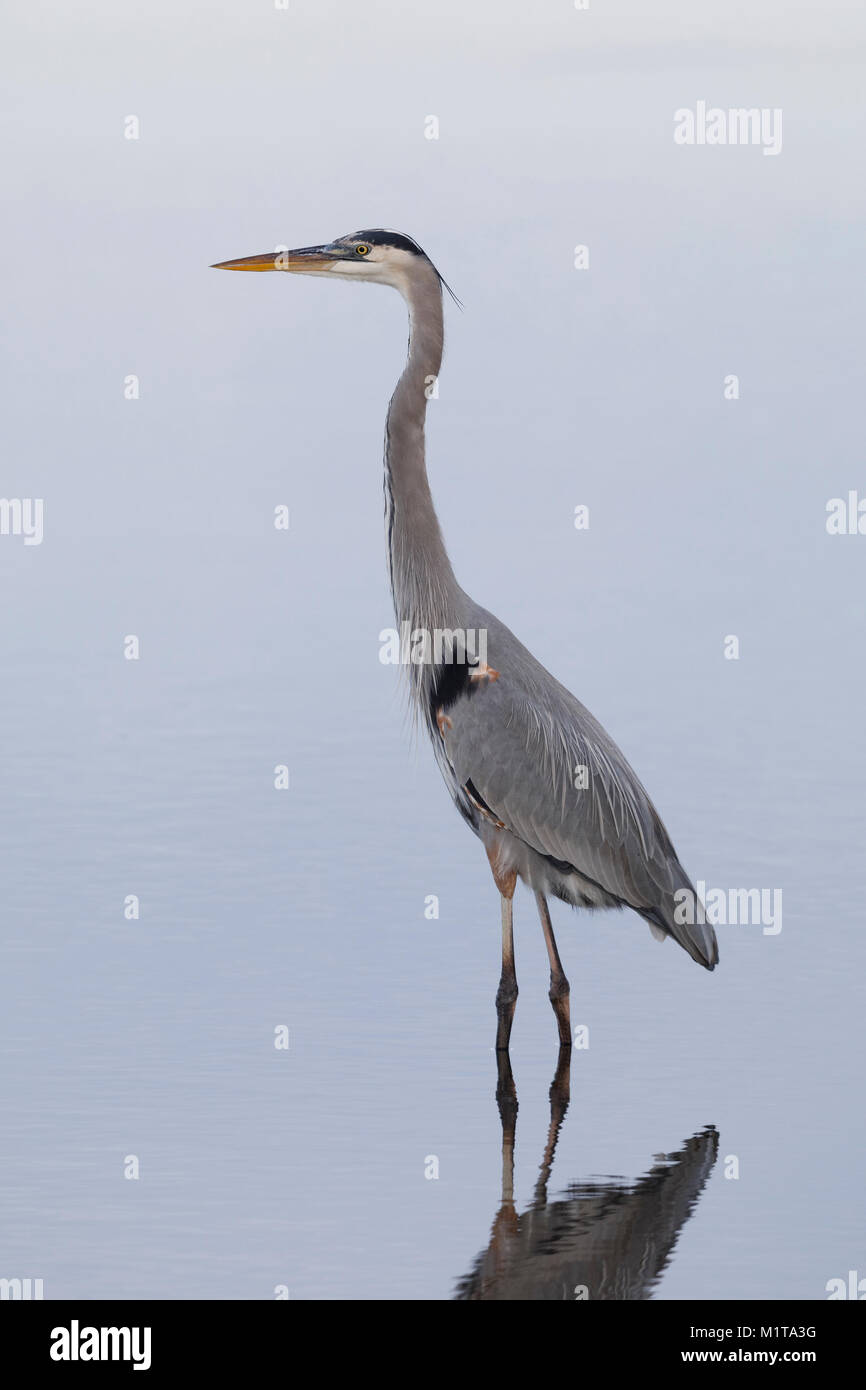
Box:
356, 244, 370, 256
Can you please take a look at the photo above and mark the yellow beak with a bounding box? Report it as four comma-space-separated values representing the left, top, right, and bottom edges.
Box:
211, 245, 341, 272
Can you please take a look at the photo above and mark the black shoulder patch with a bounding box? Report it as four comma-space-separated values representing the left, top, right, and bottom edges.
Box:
430, 660, 476, 718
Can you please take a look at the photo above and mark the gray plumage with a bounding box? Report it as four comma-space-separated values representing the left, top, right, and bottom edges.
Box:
213, 227, 718, 1050
430, 601, 717, 968
375, 231, 717, 973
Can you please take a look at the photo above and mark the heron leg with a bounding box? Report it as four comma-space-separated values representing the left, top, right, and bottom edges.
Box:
536, 892, 572, 1049
494, 1049, 518, 1209
487, 849, 518, 1051
495, 888, 518, 1051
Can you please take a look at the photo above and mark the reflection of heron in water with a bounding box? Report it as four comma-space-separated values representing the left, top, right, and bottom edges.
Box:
455, 1051, 718, 1300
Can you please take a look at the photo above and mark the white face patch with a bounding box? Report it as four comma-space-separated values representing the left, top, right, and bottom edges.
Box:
328, 245, 420, 289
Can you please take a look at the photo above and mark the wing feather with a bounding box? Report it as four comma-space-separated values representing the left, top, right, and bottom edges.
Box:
434, 614, 718, 969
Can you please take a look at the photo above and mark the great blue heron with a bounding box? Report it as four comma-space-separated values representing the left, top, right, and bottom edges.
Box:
213, 229, 719, 1050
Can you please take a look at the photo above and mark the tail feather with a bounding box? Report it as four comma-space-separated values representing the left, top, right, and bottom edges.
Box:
643, 872, 719, 971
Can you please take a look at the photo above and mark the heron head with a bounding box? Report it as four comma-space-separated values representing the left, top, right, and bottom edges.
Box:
212, 229, 459, 303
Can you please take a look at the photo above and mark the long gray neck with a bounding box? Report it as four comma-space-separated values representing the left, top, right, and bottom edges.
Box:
384, 261, 461, 634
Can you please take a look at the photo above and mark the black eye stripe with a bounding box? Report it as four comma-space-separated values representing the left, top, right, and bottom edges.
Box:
352, 230, 424, 256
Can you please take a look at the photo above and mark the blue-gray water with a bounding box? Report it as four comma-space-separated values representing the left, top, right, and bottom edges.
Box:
1, 0, 864, 1300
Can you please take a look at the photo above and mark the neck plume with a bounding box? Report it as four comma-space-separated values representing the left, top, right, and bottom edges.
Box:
384, 261, 460, 638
